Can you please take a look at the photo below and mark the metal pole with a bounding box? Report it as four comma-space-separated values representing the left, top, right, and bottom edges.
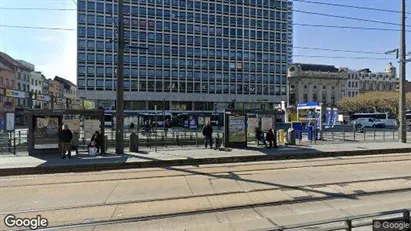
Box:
115, 0, 125, 154
399, 0, 407, 143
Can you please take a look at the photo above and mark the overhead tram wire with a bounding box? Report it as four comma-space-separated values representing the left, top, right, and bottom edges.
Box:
0, 7, 76, 11
0, 25, 75, 31
293, 9, 411, 28
293, 55, 394, 60
291, 0, 411, 15
293, 23, 409, 32
293, 47, 397, 55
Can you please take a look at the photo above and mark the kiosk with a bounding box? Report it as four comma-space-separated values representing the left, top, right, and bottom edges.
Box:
296, 102, 324, 140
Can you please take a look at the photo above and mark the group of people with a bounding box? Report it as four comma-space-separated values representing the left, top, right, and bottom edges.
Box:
255, 126, 277, 148
58, 125, 102, 159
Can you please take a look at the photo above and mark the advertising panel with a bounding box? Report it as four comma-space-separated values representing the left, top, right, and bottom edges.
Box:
34, 116, 59, 149
228, 114, 246, 142
84, 120, 101, 141
261, 117, 273, 131
247, 117, 259, 137
5, 113, 15, 131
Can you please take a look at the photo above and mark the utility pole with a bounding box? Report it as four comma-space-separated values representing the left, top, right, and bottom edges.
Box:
399, 0, 407, 143
116, 0, 125, 154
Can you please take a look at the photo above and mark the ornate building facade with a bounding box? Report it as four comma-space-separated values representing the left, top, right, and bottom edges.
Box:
287, 63, 348, 107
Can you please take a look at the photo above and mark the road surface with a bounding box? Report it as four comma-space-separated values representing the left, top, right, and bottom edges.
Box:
0, 153, 410, 230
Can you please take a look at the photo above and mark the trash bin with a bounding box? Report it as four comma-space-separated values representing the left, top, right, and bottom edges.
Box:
287, 128, 296, 145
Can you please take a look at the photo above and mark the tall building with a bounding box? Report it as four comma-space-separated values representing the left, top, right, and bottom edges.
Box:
77, 0, 291, 112
287, 1, 293, 64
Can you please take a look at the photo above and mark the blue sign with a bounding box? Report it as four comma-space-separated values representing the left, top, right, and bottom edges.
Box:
297, 101, 319, 108
315, 111, 321, 129
325, 110, 332, 128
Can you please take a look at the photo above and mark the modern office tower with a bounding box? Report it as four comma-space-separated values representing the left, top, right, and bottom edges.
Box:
77, 0, 291, 112
287, 0, 293, 64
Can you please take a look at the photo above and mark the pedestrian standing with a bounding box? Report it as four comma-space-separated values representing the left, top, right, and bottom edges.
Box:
202, 121, 213, 149
58, 125, 73, 159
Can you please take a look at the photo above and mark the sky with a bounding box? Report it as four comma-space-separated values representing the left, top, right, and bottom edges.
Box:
0, 0, 410, 85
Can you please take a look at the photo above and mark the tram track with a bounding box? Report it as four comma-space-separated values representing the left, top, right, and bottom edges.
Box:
15, 187, 411, 231
1, 154, 410, 188
2, 173, 411, 216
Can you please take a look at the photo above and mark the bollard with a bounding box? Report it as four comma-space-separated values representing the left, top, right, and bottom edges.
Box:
104, 135, 108, 153
331, 130, 334, 142
176, 134, 179, 146
154, 131, 157, 152
383, 130, 386, 140
196, 132, 198, 147
13, 136, 16, 155
363, 129, 366, 141
129, 132, 138, 152
18, 131, 21, 144
374, 129, 376, 141
343, 125, 346, 142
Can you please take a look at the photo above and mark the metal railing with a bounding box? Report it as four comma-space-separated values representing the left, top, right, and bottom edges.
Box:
268, 209, 410, 231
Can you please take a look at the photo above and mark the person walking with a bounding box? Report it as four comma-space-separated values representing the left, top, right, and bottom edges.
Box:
58, 125, 73, 159
202, 121, 213, 149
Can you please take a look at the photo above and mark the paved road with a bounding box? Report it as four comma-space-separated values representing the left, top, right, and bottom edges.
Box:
0, 153, 410, 230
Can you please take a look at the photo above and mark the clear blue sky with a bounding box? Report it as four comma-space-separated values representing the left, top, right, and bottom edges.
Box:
0, 0, 410, 85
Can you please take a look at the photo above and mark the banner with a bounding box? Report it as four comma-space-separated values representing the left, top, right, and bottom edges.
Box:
325, 110, 332, 128
188, 115, 197, 129
36, 94, 51, 102
332, 109, 338, 127
5, 89, 26, 99
305, 111, 312, 129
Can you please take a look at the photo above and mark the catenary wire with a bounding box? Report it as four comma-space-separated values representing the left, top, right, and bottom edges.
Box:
291, 0, 411, 15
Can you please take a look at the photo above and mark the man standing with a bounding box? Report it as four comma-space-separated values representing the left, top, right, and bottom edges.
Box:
58, 125, 73, 159
202, 121, 213, 149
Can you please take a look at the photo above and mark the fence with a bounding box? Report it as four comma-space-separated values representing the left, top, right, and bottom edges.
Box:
272, 208, 410, 231
2, 126, 411, 155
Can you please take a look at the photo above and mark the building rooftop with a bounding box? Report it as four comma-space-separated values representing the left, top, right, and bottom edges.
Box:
293, 63, 340, 73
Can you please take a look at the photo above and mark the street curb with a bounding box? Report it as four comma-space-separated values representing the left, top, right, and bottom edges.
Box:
0, 147, 410, 176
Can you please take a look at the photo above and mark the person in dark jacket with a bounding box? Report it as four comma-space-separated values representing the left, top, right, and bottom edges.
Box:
58, 125, 73, 159
266, 128, 277, 148
88, 131, 102, 153
202, 121, 213, 149
255, 126, 268, 147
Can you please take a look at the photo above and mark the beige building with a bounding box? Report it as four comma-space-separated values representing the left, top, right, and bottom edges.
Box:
346, 63, 398, 98
287, 63, 348, 107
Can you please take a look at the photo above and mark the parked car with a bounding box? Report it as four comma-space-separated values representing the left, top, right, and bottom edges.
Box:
352, 118, 386, 128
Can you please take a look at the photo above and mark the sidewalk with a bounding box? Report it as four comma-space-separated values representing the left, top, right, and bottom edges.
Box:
0, 142, 411, 176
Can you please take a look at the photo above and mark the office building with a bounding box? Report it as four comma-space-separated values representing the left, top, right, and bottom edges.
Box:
77, 0, 291, 112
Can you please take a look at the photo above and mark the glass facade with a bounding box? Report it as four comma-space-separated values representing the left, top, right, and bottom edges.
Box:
77, 0, 291, 104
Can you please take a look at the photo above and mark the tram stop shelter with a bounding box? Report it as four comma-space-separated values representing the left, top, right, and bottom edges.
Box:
27, 109, 105, 156
223, 109, 281, 148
